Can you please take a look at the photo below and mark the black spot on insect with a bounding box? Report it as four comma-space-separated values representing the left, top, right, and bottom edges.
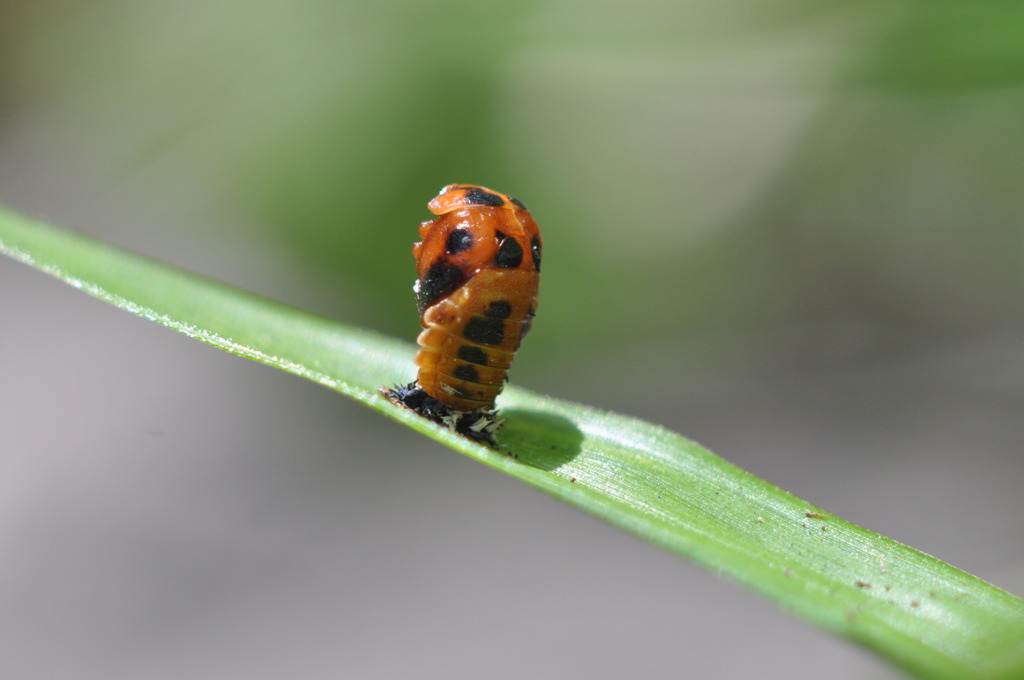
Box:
458, 345, 489, 365
417, 261, 467, 312
463, 316, 504, 345
453, 364, 480, 382
531, 235, 542, 272
449, 383, 476, 400
484, 300, 512, 319
510, 196, 527, 210
445, 228, 473, 254
494, 237, 523, 268
463, 188, 505, 207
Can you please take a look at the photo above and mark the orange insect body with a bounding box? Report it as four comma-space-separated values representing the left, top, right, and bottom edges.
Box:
412, 184, 542, 412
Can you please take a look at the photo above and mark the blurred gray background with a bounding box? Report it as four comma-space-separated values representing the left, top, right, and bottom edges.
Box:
1, 1, 1022, 678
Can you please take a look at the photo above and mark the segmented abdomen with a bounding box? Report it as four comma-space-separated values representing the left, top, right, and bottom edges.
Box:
415, 269, 538, 411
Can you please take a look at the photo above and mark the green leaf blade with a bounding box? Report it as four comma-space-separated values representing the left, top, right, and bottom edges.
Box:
2, 205, 1022, 680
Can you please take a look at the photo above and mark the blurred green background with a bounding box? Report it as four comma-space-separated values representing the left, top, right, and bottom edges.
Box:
2, 1, 1022, 678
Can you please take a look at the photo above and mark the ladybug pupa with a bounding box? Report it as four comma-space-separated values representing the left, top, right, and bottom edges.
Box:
382, 184, 542, 446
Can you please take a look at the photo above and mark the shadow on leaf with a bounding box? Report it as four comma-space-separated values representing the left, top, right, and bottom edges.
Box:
499, 408, 583, 472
